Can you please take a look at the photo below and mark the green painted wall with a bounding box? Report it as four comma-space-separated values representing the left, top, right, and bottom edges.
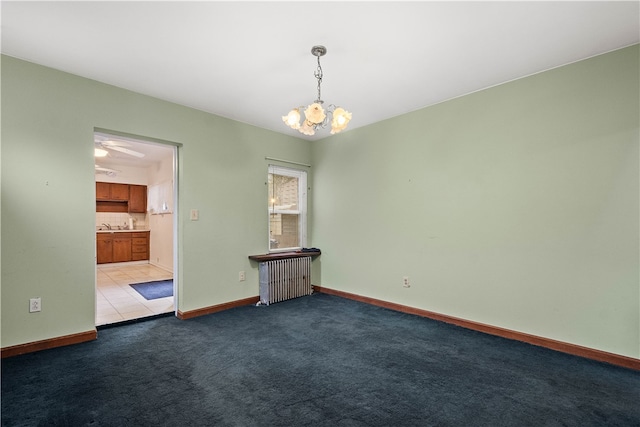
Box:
1, 55, 311, 347
3, 46, 638, 359
311, 45, 639, 358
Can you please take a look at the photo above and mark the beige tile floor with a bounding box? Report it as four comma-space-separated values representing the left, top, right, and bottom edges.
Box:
96, 263, 174, 326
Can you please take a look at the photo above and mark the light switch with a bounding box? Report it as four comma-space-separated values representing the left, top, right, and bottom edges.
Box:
190, 209, 199, 221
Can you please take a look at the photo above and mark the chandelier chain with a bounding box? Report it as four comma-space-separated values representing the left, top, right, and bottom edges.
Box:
314, 55, 323, 103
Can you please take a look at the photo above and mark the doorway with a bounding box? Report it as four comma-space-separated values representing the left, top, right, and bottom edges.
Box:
94, 130, 178, 326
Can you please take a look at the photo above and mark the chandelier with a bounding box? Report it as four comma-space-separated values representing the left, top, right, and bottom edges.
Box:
282, 45, 352, 136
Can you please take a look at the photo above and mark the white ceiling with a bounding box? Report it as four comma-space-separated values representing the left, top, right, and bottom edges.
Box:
2, 1, 639, 143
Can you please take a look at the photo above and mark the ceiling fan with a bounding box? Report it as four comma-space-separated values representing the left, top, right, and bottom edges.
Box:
95, 164, 120, 176
94, 137, 145, 158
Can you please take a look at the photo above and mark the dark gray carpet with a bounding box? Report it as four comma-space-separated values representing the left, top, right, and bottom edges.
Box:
2, 293, 638, 426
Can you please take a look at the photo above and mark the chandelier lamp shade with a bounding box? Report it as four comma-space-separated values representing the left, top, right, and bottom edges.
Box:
282, 45, 352, 136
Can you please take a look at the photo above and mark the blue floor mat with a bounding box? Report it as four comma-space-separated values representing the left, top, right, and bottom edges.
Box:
129, 280, 173, 300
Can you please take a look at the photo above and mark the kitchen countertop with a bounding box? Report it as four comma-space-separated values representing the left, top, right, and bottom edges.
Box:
96, 229, 150, 233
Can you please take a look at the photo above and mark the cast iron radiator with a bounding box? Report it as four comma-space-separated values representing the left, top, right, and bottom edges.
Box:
258, 257, 312, 305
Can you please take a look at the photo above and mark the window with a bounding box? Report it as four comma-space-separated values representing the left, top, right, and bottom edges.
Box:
268, 165, 307, 251
148, 180, 173, 214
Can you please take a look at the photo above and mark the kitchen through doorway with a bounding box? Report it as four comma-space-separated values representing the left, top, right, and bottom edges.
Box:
94, 130, 178, 326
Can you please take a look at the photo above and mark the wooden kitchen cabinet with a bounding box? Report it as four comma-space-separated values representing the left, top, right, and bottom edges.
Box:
113, 234, 132, 262
110, 184, 130, 201
131, 232, 150, 261
96, 182, 111, 200
128, 185, 147, 213
96, 182, 147, 213
97, 231, 150, 264
96, 182, 129, 201
97, 233, 114, 264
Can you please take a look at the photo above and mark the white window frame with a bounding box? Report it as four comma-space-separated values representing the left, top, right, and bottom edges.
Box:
268, 165, 307, 252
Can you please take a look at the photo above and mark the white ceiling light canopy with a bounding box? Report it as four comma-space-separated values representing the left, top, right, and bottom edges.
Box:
282, 45, 352, 136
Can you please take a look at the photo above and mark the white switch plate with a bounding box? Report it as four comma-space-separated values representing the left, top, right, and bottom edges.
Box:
239, 271, 246, 281
190, 209, 199, 221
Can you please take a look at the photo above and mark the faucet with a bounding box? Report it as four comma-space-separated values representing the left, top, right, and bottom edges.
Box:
101, 223, 111, 230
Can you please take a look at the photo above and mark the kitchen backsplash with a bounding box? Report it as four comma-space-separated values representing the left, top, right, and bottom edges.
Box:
96, 212, 147, 230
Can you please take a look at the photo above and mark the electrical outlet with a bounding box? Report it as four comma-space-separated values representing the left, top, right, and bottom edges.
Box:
239, 271, 246, 282
402, 276, 410, 288
29, 297, 42, 313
